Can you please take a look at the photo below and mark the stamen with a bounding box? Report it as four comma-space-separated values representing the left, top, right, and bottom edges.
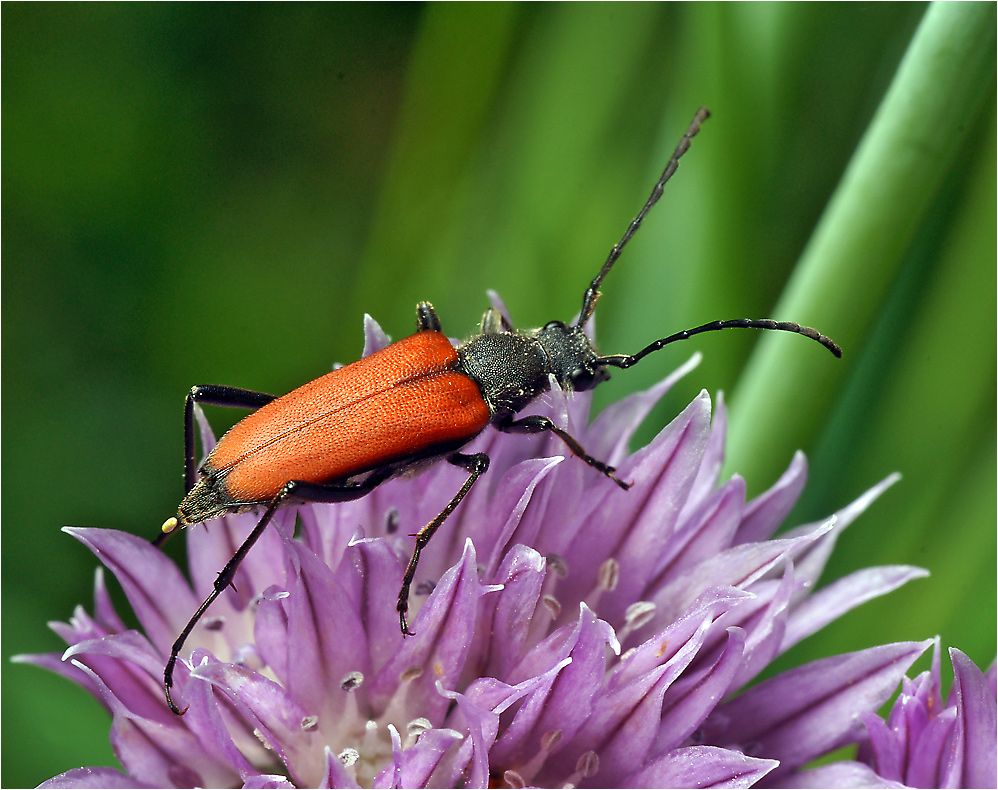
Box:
546, 553, 569, 578
503, 769, 526, 789
542, 594, 562, 619
338, 748, 359, 767
575, 751, 599, 778
384, 507, 400, 534
407, 717, 432, 738
597, 558, 619, 592
624, 601, 656, 629
340, 671, 365, 691
253, 728, 275, 751
203, 616, 225, 631
540, 729, 563, 751
400, 665, 424, 683
300, 715, 318, 731
161, 516, 178, 534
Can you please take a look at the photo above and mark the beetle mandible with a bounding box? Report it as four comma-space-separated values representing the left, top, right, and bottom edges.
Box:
155, 107, 840, 714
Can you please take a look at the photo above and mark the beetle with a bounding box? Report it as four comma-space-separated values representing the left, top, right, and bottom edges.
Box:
155, 107, 840, 714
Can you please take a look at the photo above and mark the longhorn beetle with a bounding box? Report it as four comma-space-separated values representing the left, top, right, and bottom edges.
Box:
155, 107, 840, 714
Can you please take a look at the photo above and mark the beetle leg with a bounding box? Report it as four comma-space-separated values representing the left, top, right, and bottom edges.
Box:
153, 385, 278, 549
184, 385, 277, 493
397, 452, 490, 637
497, 413, 631, 490
163, 468, 397, 715
415, 301, 442, 333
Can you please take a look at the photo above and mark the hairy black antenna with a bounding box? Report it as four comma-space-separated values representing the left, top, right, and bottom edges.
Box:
575, 106, 840, 364
598, 318, 842, 369
577, 106, 710, 328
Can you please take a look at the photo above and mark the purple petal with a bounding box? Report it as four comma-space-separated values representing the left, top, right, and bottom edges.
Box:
610, 586, 751, 689
64, 528, 199, 658
38, 766, 153, 789
396, 727, 463, 788
652, 519, 833, 625
191, 654, 323, 787
654, 627, 746, 755
540, 610, 718, 786
241, 776, 295, 789
361, 314, 392, 357
477, 457, 564, 575
491, 605, 619, 771
726, 563, 795, 689
907, 708, 957, 787
782, 565, 929, 651
567, 392, 711, 625
185, 508, 291, 623
949, 648, 997, 789
69, 658, 244, 788
93, 567, 127, 633
623, 745, 778, 789
788, 474, 901, 586
273, 535, 370, 721
859, 711, 904, 783
733, 451, 807, 545
62, 630, 172, 722
653, 477, 746, 587
473, 544, 547, 680
703, 640, 932, 779
373, 725, 404, 789
586, 352, 701, 465
369, 539, 489, 723
12, 651, 105, 705
684, 388, 728, 512
435, 682, 504, 788
334, 537, 407, 677
317, 746, 362, 790
771, 760, 906, 789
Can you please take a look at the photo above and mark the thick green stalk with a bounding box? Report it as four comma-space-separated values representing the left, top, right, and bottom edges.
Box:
724, 1, 996, 484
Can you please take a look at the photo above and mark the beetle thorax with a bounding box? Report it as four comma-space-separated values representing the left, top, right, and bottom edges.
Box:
456, 319, 607, 417
457, 331, 552, 416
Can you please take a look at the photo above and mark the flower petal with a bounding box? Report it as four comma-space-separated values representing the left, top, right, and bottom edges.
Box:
317, 746, 362, 790
703, 639, 932, 779
491, 605, 618, 774
771, 760, 906, 789
566, 392, 711, 625
782, 565, 929, 651
654, 627, 746, 755
733, 451, 807, 545
622, 745, 778, 789
473, 544, 547, 680
369, 539, 489, 723
191, 653, 322, 786
948, 647, 997, 789
38, 766, 154, 789
64, 527, 199, 658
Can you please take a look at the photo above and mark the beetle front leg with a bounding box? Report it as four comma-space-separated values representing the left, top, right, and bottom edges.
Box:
497, 413, 631, 490
398, 452, 490, 636
163, 468, 399, 714
183, 385, 277, 492
153, 385, 277, 549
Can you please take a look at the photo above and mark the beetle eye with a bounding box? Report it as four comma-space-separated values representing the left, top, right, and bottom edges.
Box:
570, 365, 607, 391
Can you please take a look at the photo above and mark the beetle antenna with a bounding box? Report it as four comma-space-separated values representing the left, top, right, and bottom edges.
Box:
576, 106, 710, 328
597, 317, 842, 369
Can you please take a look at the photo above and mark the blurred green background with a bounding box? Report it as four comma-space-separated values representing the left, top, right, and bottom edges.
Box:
3, 4, 994, 786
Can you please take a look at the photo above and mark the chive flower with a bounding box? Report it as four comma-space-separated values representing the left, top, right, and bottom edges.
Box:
19, 313, 992, 788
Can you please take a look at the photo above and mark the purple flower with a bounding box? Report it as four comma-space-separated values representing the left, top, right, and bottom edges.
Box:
851, 640, 997, 789
20, 311, 947, 788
